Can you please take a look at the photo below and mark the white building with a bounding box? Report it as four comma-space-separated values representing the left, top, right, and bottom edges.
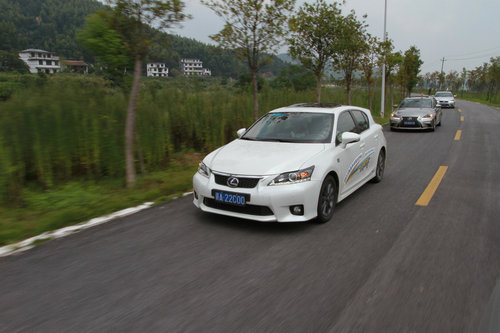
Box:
146, 63, 169, 77
180, 58, 211, 76
18, 49, 61, 74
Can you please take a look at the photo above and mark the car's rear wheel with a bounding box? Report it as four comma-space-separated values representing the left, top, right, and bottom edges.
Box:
316, 175, 337, 224
371, 149, 385, 183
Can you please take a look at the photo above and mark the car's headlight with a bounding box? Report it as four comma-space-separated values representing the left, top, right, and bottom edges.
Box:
422, 113, 434, 119
198, 161, 211, 178
390, 112, 400, 118
269, 166, 314, 186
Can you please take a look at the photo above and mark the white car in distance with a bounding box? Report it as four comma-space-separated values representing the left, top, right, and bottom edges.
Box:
434, 91, 456, 108
193, 103, 387, 223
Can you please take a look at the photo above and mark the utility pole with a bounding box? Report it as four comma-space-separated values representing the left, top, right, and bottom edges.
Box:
439, 57, 446, 89
440, 57, 446, 73
380, 0, 387, 118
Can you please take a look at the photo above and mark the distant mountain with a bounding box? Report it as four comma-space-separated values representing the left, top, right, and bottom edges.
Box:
0, 0, 287, 77
0, 0, 104, 61
277, 53, 297, 64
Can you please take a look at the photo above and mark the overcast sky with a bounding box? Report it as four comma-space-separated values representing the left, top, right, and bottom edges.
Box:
170, 0, 500, 75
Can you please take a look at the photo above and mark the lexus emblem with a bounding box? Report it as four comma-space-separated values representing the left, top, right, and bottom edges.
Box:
227, 177, 239, 187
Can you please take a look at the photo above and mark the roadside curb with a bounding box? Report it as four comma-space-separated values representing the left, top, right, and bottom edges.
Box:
0, 202, 154, 258
0, 191, 195, 258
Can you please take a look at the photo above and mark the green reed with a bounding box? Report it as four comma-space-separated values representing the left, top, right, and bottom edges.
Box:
0, 74, 394, 204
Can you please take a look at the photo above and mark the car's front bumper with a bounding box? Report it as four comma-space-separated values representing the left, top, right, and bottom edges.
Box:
390, 116, 435, 130
438, 101, 455, 108
193, 171, 321, 222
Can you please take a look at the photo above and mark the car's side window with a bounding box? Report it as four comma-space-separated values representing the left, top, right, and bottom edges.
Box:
336, 112, 357, 144
351, 110, 369, 133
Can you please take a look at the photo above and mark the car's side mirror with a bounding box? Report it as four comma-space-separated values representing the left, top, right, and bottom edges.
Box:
236, 128, 246, 138
340, 132, 361, 148
454, 94, 457, 97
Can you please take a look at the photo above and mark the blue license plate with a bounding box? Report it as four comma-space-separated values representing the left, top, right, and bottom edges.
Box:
404, 121, 415, 125
214, 191, 247, 206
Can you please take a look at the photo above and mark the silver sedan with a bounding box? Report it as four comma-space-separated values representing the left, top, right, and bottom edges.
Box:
390, 96, 442, 131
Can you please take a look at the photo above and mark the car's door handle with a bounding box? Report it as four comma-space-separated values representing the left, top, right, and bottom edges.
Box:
374, 134, 379, 139
360, 142, 366, 148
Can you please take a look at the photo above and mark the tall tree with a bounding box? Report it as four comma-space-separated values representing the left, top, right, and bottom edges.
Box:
359, 33, 379, 110
81, 0, 188, 187
202, 0, 295, 120
288, 0, 343, 102
334, 10, 369, 105
402, 46, 423, 96
378, 38, 403, 106
78, 11, 133, 82
0, 50, 29, 73
445, 70, 459, 91
487, 56, 500, 101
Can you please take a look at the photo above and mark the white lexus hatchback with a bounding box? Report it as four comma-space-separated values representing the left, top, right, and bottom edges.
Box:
193, 103, 387, 223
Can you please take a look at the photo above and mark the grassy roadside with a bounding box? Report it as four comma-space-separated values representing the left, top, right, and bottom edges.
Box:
0, 97, 392, 248
0, 153, 200, 246
457, 95, 500, 108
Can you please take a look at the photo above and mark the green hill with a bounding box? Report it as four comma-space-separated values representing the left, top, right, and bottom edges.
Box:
0, 0, 287, 77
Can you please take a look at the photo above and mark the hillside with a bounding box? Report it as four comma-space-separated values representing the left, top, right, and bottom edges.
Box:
0, 0, 103, 61
0, 0, 287, 77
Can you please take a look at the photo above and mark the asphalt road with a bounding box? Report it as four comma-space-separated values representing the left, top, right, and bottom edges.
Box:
1, 100, 499, 332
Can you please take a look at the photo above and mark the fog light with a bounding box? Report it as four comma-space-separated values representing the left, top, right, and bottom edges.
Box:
194, 191, 198, 200
290, 205, 304, 216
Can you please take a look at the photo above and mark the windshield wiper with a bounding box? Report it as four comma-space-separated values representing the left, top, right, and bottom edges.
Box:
258, 138, 296, 142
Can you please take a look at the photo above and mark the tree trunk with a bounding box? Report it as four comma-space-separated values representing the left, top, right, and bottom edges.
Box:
251, 69, 259, 121
368, 82, 373, 110
389, 78, 394, 108
316, 73, 322, 103
125, 55, 142, 188
136, 132, 146, 175
346, 74, 352, 105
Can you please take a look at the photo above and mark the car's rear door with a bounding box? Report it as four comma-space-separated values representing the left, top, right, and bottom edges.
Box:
350, 109, 379, 184
335, 111, 364, 196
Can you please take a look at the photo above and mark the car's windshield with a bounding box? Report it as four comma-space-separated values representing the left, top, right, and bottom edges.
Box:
241, 112, 334, 143
399, 98, 432, 108
435, 92, 453, 97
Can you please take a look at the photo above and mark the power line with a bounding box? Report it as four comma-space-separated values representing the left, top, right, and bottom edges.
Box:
447, 53, 500, 61
445, 46, 500, 59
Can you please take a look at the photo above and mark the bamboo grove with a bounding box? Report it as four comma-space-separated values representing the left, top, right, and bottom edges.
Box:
0, 74, 343, 204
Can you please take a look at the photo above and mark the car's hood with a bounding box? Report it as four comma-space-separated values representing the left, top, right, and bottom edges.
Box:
205, 139, 326, 176
395, 108, 435, 116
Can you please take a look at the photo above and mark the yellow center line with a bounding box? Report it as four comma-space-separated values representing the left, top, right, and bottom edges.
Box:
454, 130, 462, 141
460, 116, 464, 121
416, 166, 448, 207
458, 109, 462, 113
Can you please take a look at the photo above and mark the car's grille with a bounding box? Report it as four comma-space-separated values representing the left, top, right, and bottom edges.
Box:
401, 117, 421, 128
204, 198, 274, 216
214, 174, 261, 188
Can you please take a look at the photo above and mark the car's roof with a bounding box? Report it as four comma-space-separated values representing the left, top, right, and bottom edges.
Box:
269, 103, 369, 114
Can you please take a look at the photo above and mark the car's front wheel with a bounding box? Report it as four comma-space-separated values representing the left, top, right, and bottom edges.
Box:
371, 149, 385, 183
316, 175, 337, 223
